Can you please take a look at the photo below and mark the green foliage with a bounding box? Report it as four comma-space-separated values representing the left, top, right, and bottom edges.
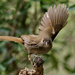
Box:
0, 0, 75, 75
69, 5, 75, 11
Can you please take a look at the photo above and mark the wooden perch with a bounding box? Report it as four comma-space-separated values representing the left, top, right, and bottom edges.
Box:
19, 55, 44, 75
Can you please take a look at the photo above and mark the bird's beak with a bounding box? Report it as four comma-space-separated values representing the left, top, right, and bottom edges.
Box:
46, 42, 48, 45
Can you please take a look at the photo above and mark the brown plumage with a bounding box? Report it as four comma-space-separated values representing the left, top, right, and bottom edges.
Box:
0, 4, 69, 55
0, 36, 23, 44
21, 35, 52, 54
39, 4, 69, 41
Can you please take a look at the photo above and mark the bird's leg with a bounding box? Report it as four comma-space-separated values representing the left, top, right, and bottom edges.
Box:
27, 49, 33, 66
28, 53, 33, 66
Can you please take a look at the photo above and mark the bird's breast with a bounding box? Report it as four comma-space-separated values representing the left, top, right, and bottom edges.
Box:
30, 45, 52, 54
23, 41, 52, 54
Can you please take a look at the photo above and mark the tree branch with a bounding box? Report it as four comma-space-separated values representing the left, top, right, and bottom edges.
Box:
19, 55, 44, 75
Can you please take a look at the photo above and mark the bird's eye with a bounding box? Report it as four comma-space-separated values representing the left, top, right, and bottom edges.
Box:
43, 40, 46, 44
43, 40, 45, 42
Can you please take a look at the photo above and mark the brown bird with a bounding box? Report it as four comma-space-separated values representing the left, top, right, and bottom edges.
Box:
0, 4, 69, 64
21, 4, 69, 54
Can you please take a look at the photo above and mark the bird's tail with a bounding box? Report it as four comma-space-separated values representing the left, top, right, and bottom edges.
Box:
0, 36, 23, 44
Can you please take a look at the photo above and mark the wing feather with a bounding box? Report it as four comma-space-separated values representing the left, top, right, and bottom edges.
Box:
39, 4, 69, 41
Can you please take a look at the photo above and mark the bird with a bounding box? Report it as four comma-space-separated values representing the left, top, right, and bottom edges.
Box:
21, 4, 69, 54
0, 4, 69, 65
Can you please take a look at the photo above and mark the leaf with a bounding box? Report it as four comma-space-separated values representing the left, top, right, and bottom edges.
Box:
2, 57, 15, 66
63, 63, 75, 73
0, 64, 6, 71
69, 5, 75, 11
0, 47, 7, 54
0, 27, 11, 32
64, 53, 72, 61
0, 41, 7, 47
50, 54, 59, 69
59, 0, 69, 3
70, 73, 75, 75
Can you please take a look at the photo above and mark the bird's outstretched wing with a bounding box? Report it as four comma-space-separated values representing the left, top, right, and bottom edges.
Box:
39, 4, 69, 41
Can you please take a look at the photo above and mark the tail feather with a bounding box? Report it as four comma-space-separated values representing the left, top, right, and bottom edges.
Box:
0, 36, 23, 44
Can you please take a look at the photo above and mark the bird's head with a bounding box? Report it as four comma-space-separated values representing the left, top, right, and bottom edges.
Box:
42, 37, 52, 46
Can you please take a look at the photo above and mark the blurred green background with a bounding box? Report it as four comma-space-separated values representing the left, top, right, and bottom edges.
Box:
0, 0, 75, 75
